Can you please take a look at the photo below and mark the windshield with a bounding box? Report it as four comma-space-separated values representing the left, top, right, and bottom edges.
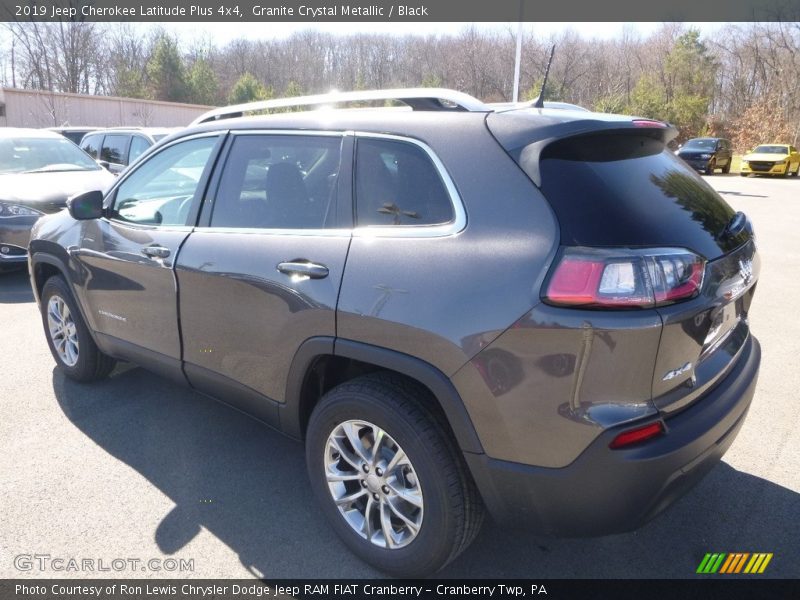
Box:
0, 137, 100, 174
683, 139, 717, 150
753, 145, 788, 154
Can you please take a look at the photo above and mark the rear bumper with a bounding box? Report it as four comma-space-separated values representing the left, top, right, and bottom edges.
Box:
465, 334, 760, 536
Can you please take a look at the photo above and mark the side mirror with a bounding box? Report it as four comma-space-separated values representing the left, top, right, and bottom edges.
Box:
97, 160, 110, 170
67, 190, 104, 220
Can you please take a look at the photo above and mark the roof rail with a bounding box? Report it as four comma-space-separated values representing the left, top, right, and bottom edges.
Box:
190, 88, 489, 125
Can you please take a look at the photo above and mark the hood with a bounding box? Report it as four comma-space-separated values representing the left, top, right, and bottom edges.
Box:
743, 152, 789, 161
0, 169, 116, 213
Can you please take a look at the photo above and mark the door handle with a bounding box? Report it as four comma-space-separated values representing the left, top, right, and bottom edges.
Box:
277, 261, 329, 279
141, 246, 171, 259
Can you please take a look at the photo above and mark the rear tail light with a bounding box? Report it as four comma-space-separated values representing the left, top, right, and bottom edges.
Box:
544, 247, 705, 309
609, 421, 665, 449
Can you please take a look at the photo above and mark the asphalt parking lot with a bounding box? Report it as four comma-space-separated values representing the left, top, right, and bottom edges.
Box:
1, 174, 798, 580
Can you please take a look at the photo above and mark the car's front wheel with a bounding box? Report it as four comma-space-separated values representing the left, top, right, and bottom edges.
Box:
305, 373, 484, 577
40, 276, 116, 382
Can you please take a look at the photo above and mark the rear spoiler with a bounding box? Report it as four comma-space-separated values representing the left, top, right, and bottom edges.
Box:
487, 112, 678, 186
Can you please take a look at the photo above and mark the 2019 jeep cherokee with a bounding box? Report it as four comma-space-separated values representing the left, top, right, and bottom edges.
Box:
28, 89, 761, 578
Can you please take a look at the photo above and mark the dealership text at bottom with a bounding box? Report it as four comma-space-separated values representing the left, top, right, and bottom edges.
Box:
15, 584, 549, 597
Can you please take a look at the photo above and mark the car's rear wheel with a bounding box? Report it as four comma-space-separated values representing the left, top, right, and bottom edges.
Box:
305, 372, 483, 577
41, 276, 116, 382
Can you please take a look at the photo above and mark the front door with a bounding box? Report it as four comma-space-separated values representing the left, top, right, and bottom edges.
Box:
75, 133, 224, 378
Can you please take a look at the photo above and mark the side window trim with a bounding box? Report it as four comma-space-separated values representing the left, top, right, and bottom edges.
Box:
352, 132, 467, 238
197, 129, 352, 235
102, 131, 227, 230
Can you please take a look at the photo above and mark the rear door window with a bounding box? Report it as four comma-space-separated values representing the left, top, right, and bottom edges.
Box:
208, 134, 342, 230
81, 134, 102, 159
354, 137, 454, 227
100, 134, 130, 166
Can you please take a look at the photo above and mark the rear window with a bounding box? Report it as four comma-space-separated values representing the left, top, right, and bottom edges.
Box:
536, 133, 747, 259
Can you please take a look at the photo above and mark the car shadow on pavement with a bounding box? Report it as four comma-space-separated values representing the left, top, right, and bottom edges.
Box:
52, 366, 799, 580
0, 269, 35, 303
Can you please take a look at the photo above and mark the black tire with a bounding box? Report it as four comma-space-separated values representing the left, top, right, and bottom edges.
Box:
706, 159, 715, 175
40, 276, 116, 382
740, 172, 749, 177
782, 163, 791, 177
305, 372, 484, 577
793, 163, 800, 177
722, 160, 731, 174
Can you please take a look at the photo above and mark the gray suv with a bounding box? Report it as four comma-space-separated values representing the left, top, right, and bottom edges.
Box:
28, 89, 761, 577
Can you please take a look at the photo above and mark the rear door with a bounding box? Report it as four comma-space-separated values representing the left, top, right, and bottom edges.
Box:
74, 133, 224, 380
175, 131, 351, 424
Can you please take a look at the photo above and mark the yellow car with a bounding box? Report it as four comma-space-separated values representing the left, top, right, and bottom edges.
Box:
740, 144, 800, 177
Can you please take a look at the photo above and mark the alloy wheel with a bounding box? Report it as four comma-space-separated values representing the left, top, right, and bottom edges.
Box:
324, 419, 424, 549
47, 295, 79, 367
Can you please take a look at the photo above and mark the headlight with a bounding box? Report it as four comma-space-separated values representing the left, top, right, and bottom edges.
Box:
0, 201, 44, 218
741, 160, 749, 165
775, 160, 786, 165
699, 153, 712, 159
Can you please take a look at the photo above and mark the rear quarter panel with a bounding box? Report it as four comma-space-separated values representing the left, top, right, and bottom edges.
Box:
337, 118, 559, 376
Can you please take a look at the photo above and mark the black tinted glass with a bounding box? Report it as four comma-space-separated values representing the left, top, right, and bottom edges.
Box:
81, 135, 102, 159
210, 135, 342, 229
355, 138, 453, 227
101, 135, 129, 164
539, 133, 747, 259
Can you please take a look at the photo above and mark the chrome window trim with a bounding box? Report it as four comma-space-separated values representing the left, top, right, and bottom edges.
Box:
351, 131, 467, 239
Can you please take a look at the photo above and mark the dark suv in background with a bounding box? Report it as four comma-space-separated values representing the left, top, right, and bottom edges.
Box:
676, 137, 733, 174
80, 127, 178, 175
28, 89, 761, 577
